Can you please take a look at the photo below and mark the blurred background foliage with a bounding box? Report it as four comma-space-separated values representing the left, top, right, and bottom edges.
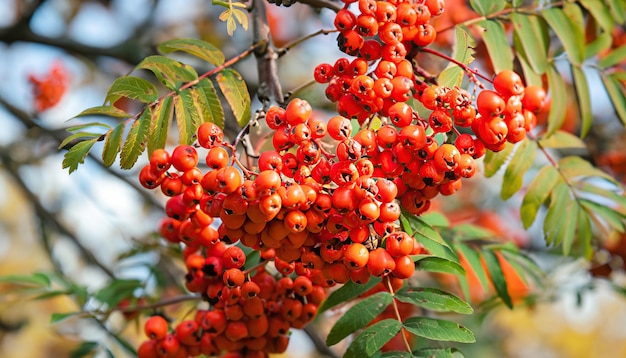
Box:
1, 0, 626, 357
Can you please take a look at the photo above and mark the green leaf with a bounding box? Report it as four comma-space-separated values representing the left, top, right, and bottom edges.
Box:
326, 292, 393, 346
70, 341, 99, 358
539, 130, 587, 150
449, 223, 496, 241
157, 38, 225, 66
479, 20, 513, 73
559, 156, 618, 183
119, 108, 151, 169
344, 319, 402, 358
501, 139, 537, 200
94, 279, 143, 308
242, 250, 260, 271
421, 212, 451, 228
482, 141, 513, 177
147, 96, 174, 154
543, 182, 578, 255
607, 0, 625, 23
586, 32, 613, 59
469, 0, 505, 16
193, 79, 225, 128
580, 199, 626, 232
380, 352, 412, 358
174, 90, 200, 145
403, 317, 475, 343
576, 205, 594, 259
318, 277, 382, 314
50, 311, 82, 324
396, 287, 473, 314
415, 257, 465, 275
577, 181, 626, 215
542, 7, 585, 65
546, 64, 567, 136
500, 249, 544, 284
457, 243, 491, 290
58, 131, 102, 150
62, 138, 98, 174
481, 249, 512, 308
602, 73, 626, 126
136, 55, 198, 90
412, 348, 462, 358
105, 76, 158, 104
599, 45, 626, 69
516, 51, 542, 87
511, 13, 549, 74
438, 26, 475, 88
65, 122, 112, 132
215, 68, 251, 128
74, 106, 130, 119
401, 213, 458, 263
102, 123, 125, 167
520, 165, 561, 229
581, 0, 616, 33
570, 66, 593, 138
0, 273, 51, 287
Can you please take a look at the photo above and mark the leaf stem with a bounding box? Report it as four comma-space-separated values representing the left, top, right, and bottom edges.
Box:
385, 276, 412, 354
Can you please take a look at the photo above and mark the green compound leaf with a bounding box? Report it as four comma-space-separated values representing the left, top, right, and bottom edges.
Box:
520, 165, 561, 229
120, 108, 151, 169
469, 0, 505, 16
102, 123, 125, 167
546, 64, 567, 137
326, 292, 393, 346
157, 38, 225, 66
318, 277, 381, 314
501, 138, 537, 200
479, 19, 513, 73
580, 199, 626, 232
396, 287, 473, 314
542, 7, 585, 65
147, 96, 174, 154
511, 13, 549, 75
344, 319, 402, 358
483, 141, 513, 177
174, 90, 200, 145
481, 248, 512, 308
456, 243, 490, 295
136, 55, 198, 90
192, 79, 225, 128
403, 317, 476, 343
585, 32, 613, 60
62, 138, 98, 174
105, 76, 158, 104
215, 68, 251, 128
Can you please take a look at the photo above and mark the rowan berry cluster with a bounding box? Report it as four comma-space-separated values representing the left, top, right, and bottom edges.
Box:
133, 0, 550, 356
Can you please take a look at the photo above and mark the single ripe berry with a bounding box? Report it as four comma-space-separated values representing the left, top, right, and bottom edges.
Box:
144, 315, 168, 340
